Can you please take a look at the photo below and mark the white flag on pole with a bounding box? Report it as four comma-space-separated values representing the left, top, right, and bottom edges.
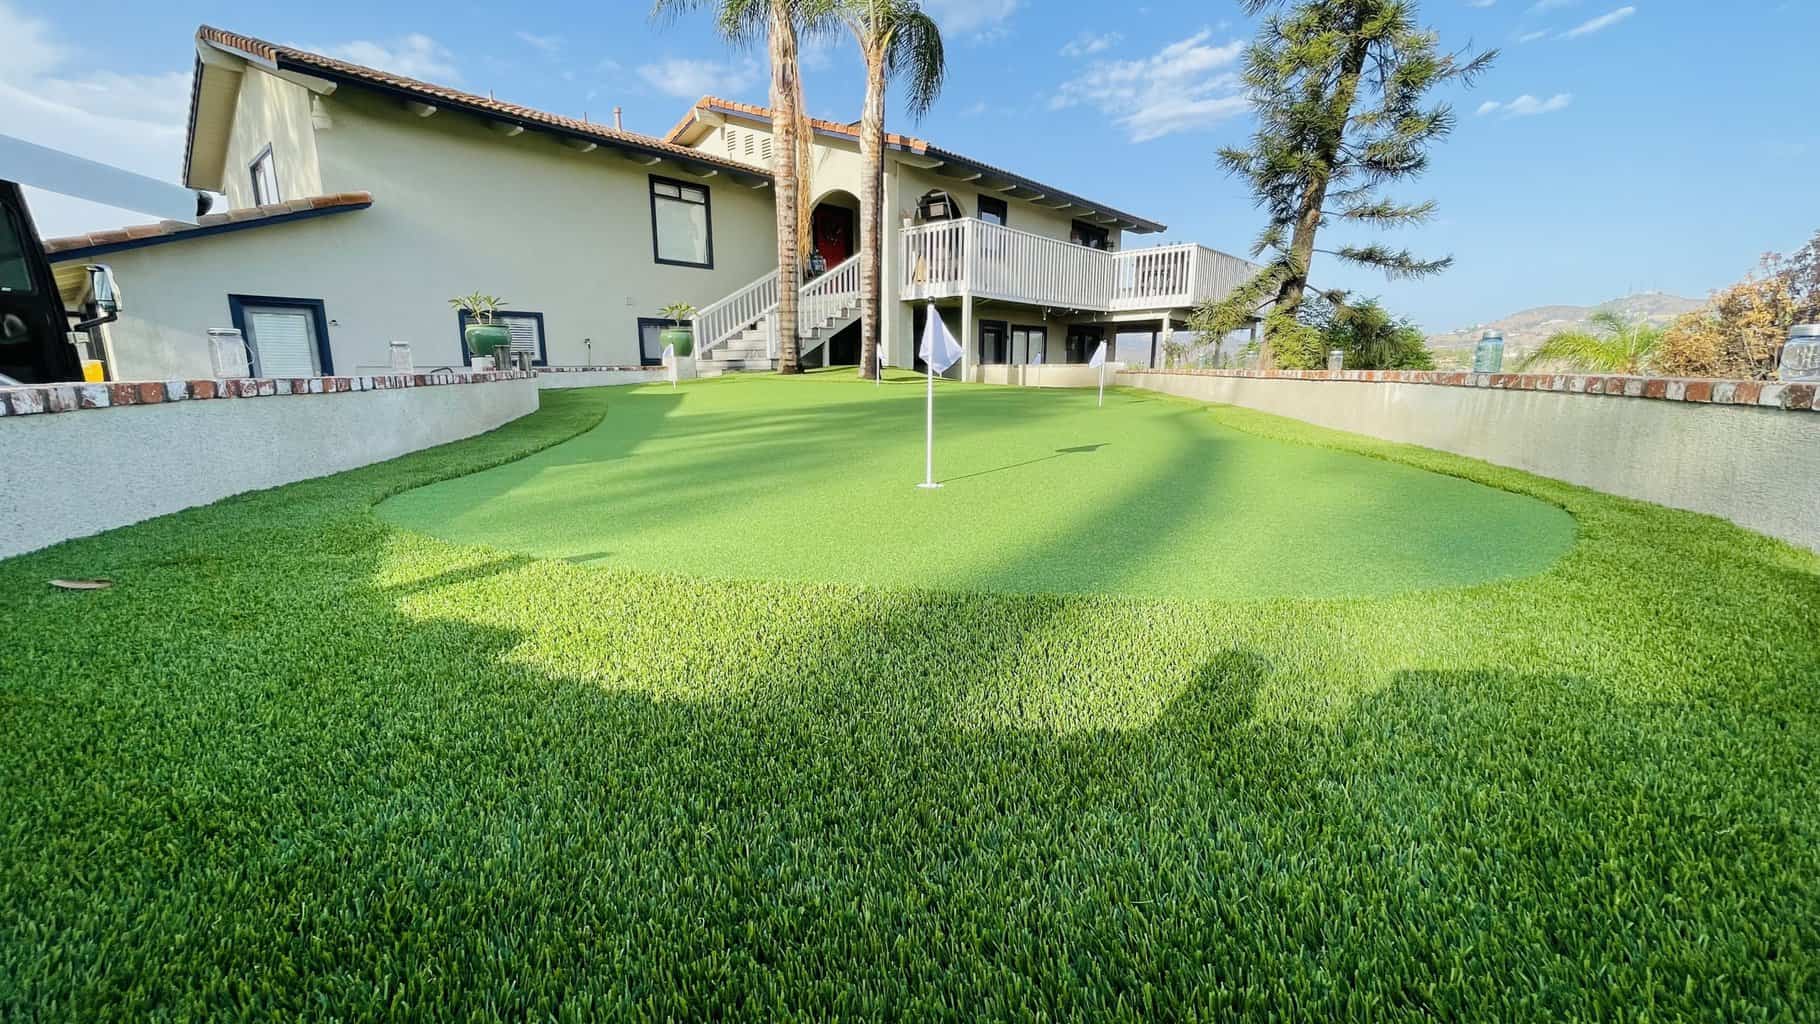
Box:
919, 309, 963, 374
1087, 341, 1108, 368
917, 303, 962, 489
663, 342, 676, 387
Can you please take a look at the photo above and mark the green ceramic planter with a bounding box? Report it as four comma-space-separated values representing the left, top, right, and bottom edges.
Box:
464, 323, 511, 363
660, 325, 694, 358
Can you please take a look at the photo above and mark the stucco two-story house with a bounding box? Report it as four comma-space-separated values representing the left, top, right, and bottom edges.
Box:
43, 26, 1256, 384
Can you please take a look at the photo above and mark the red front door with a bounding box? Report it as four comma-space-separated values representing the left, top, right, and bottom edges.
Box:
813, 205, 854, 269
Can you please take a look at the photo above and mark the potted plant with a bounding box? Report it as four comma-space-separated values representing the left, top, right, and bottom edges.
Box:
659, 302, 697, 358
450, 292, 509, 369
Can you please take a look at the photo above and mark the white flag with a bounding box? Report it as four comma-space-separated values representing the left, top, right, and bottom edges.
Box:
662, 343, 675, 365
1032, 352, 1043, 366
1087, 341, 1108, 368
919, 309, 963, 374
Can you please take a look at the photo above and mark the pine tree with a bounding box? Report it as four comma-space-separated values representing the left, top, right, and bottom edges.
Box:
1196, 0, 1494, 365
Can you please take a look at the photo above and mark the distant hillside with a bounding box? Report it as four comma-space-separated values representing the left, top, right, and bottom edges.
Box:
1428, 292, 1704, 361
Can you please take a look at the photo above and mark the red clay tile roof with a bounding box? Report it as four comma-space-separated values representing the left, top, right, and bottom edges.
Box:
192, 27, 766, 181
666, 96, 1167, 233
43, 192, 372, 259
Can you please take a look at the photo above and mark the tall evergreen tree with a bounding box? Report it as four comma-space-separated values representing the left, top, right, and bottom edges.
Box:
1196, 0, 1494, 365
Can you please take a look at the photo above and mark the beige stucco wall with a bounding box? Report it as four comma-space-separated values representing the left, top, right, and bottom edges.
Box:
78, 85, 782, 379
0, 377, 539, 560
220, 69, 324, 209
1120, 371, 1820, 552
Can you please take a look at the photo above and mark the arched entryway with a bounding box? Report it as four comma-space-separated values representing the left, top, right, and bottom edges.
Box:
810, 189, 859, 272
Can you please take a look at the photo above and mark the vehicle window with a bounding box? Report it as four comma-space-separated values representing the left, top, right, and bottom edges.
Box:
0, 203, 36, 294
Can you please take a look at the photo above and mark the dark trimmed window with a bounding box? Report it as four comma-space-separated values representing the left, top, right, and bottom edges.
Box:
980, 320, 1009, 364
250, 145, 280, 206
457, 309, 548, 366
977, 195, 1008, 227
1012, 325, 1047, 364
1070, 219, 1109, 250
650, 175, 714, 268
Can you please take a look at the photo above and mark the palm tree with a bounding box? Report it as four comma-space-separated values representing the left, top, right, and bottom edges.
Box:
1518, 310, 1665, 375
653, 0, 828, 373
841, 0, 944, 379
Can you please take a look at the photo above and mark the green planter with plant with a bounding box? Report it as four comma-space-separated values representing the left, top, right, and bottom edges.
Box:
450, 292, 510, 368
659, 302, 697, 358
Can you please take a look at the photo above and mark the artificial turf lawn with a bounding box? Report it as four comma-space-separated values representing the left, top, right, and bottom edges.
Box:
2, 384, 1816, 1021
378, 372, 1577, 599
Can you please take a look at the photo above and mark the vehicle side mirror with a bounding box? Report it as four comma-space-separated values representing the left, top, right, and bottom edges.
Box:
86, 264, 121, 315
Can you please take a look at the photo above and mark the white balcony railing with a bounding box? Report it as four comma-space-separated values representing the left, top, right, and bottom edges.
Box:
902, 219, 1256, 313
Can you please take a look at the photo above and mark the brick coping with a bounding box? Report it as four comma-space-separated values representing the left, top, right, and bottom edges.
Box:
536, 365, 664, 374
0, 371, 534, 418
1119, 368, 1820, 412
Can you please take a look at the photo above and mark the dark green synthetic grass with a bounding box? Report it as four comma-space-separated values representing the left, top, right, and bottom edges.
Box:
379, 372, 1575, 599
2, 383, 1816, 1021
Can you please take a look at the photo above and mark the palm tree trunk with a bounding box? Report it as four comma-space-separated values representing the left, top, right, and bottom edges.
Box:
770, 0, 802, 374
857, 44, 886, 379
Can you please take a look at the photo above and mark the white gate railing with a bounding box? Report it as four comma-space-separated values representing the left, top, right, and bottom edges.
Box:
801, 252, 862, 331
695, 253, 864, 361
694, 269, 780, 358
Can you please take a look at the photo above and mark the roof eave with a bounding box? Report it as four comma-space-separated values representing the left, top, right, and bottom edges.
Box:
270, 57, 769, 188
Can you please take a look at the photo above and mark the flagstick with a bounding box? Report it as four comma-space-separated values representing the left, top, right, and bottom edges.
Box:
1098, 362, 1105, 407
918, 357, 940, 489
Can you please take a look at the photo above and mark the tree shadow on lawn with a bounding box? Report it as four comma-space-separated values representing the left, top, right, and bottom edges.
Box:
8, 536, 1812, 1020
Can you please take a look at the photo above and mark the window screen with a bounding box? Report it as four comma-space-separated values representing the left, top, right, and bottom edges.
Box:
247, 308, 317, 377
651, 176, 712, 267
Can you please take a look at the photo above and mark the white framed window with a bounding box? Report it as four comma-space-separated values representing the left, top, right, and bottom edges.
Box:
650, 175, 713, 269
249, 145, 280, 206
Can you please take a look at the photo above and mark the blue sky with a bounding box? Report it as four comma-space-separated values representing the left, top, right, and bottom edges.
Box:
3, 0, 1816, 331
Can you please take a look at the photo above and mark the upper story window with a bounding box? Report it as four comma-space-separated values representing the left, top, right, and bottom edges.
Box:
977, 196, 1008, 227
249, 145, 280, 206
1070, 220, 1109, 250
650, 175, 714, 269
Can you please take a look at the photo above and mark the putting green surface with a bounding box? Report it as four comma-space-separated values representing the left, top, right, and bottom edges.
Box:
379, 372, 1574, 598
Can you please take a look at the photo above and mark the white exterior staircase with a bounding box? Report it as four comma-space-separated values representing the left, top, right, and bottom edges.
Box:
693, 253, 863, 376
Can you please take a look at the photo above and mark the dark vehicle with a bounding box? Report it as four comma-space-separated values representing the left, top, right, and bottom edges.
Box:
1, 180, 120, 385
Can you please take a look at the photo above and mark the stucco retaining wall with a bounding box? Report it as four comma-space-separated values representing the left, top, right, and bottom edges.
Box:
536, 367, 669, 389
0, 373, 539, 559
1120, 369, 1820, 552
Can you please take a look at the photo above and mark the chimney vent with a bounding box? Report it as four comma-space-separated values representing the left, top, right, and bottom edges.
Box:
613, 106, 623, 131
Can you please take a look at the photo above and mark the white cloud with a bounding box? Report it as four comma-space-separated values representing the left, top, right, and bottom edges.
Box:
310, 34, 460, 83
515, 31, 562, 54
922, 0, 1019, 34
1529, 0, 1579, 10
1050, 30, 1247, 142
637, 57, 760, 99
1059, 32, 1122, 57
1518, 30, 1549, 42
1468, 0, 1497, 8
1475, 92, 1573, 117
1562, 5, 1636, 37
0, 2, 194, 236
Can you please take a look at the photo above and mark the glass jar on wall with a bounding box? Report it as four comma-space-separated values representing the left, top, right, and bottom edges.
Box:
1780, 325, 1820, 382
1473, 331, 1505, 373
